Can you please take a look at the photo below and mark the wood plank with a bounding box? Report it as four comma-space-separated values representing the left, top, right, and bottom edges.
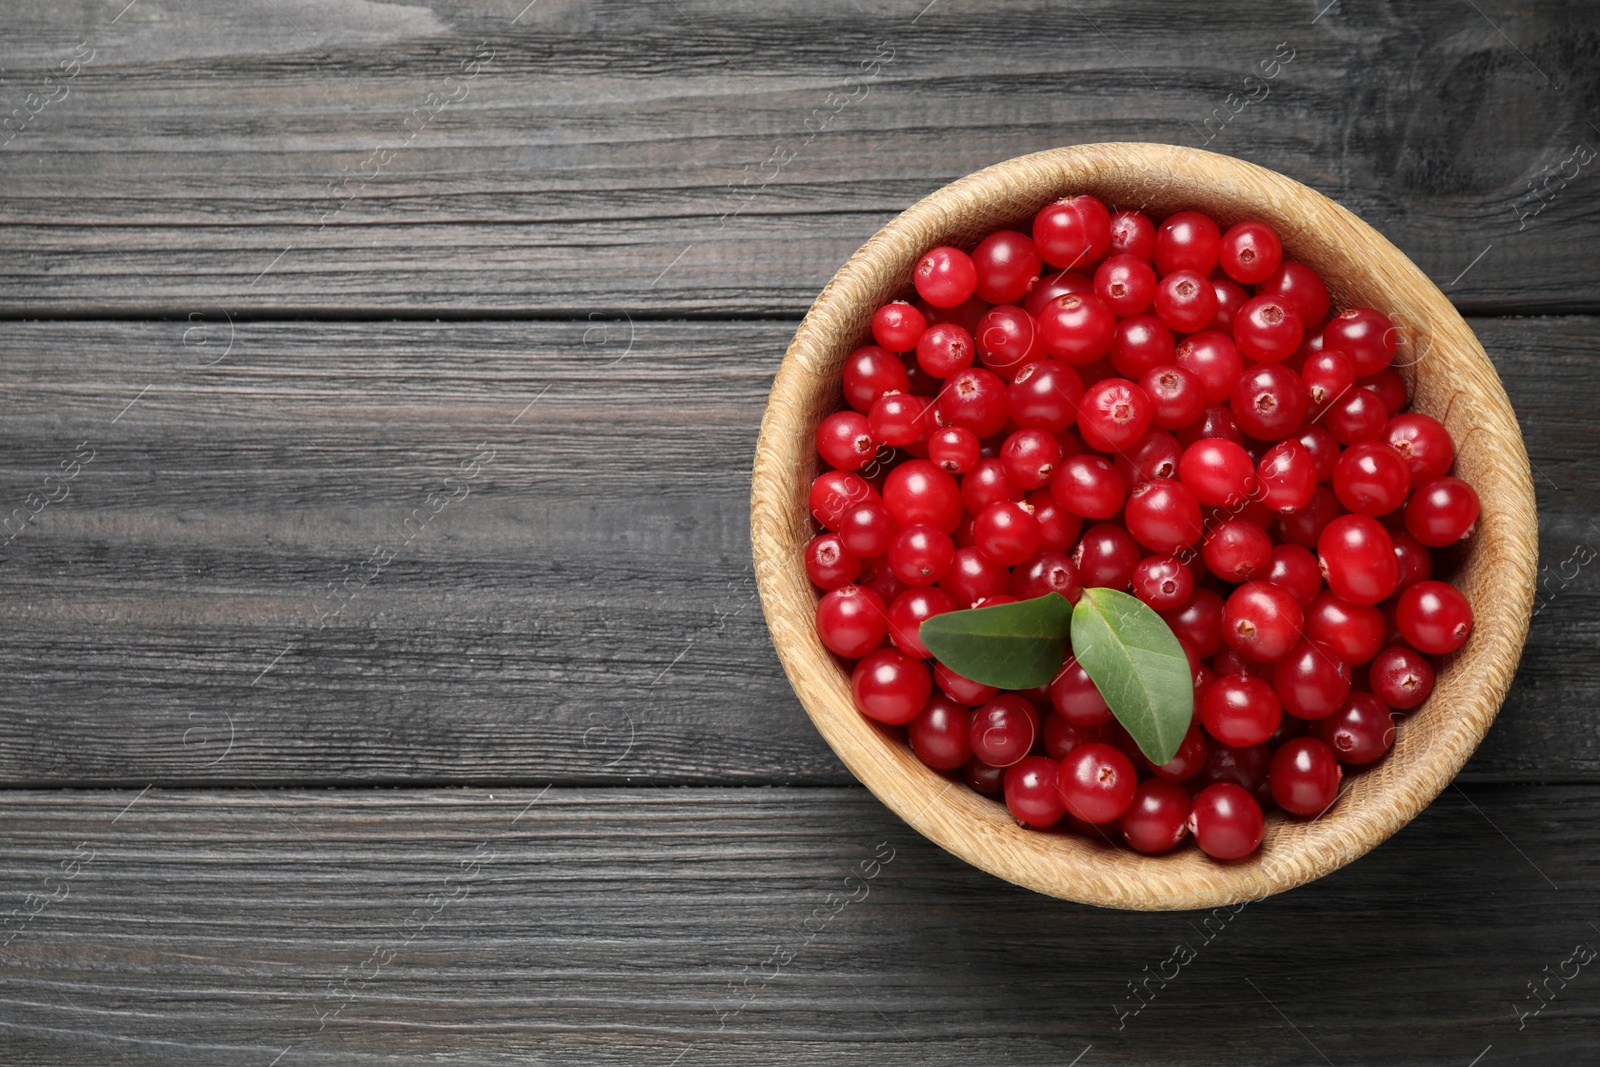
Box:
0, 784, 1596, 1064
0, 0, 1596, 315
0, 315, 1594, 785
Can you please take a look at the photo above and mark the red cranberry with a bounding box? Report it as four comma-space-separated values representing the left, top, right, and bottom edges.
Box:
936, 366, 1010, 438
972, 500, 1042, 566
1368, 644, 1436, 710
815, 585, 888, 658
1029, 490, 1084, 553
1333, 441, 1412, 517
1360, 367, 1409, 415
1264, 543, 1323, 606
1404, 476, 1480, 547
1203, 519, 1273, 583
1175, 331, 1245, 403
1257, 261, 1330, 325
1108, 209, 1156, 259
1124, 478, 1204, 554
883, 459, 963, 533
1270, 737, 1343, 816
915, 321, 976, 378
1272, 639, 1351, 720
928, 425, 980, 474
1322, 387, 1390, 445
886, 586, 956, 658
1303, 591, 1385, 665
872, 302, 928, 353
1154, 269, 1219, 333
1051, 454, 1126, 519
1395, 580, 1473, 654
914, 246, 978, 308
1222, 580, 1304, 663
963, 758, 1005, 794
1043, 713, 1110, 760
1150, 722, 1209, 781
1074, 523, 1142, 591
1315, 692, 1395, 764
1095, 253, 1158, 316
1120, 779, 1193, 854
1056, 742, 1138, 824
1390, 531, 1434, 594
1110, 314, 1176, 379
851, 648, 932, 724
1007, 359, 1084, 433
1200, 673, 1282, 747
1219, 220, 1283, 284
1078, 377, 1154, 452
971, 230, 1042, 305
909, 694, 973, 770
1188, 783, 1264, 859
1004, 756, 1067, 827
1141, 364, 1207, 430
868, 392, 926, 447
974, 306, 1038, 378
1037, 293, 1117, 366
1011, 550, 1083, 603
816, 410, 877, 471
1160, 588, 1227, 658
961, 457, 1023, 514
805, 532, 861, 590
887, 525, 955, 587
1294, 425, 1341, 481
1209, 276, 1249, 333
1256, 439, 1318, 513
938, 545, 1009, 607
1276, 485, 1342, 550
1381, 412, 1453, 484
1155, 210, 1221, 275
933, 661, 999, 706
1318, 514, 1400, 605
1323, 307, 1397, 376
1178, 438, 1257, 506
1000, 429, 1061, 489
1233, 295, 1303, 363
970, 694, 1039, 767
843, 346, 912, 412
1024, 270, 1093, 317
1033, 196, 1111, 269
1132, 554, 1194, 611
838, 501, 897, 558
1050, 657, 1113, 725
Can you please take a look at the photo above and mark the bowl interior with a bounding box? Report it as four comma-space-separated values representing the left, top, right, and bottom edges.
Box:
751, 143, 1537, 910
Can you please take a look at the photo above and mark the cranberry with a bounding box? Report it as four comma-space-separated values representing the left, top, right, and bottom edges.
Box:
886, 586, 956, 658
1110, 314, 1176, 379
1175, 331, 1245, 404
805, 532, 861, 590
932, 661, 999, 708
838, 501, 897, 557
1322, 387, 1389, 445
1155, 210, 1221, 276
1369, 644, 1435, 710
858, 552, 907, 606
915, 321, 976, 378
1270, 737, 1343, 816
1029, 491, 1083, 552
1034, 196, 1111, 269
1036, 293, 1118, 366
1203, 519, 1273, 582
1404, 476, 1480, 547
1005, 756, 1067, 827
887, 525, 956, 586
815, 584, 889, 658
1333, 441, 1412, 516
1273, 639, 1351, 719
1390, 531, 1434, 593
1303, 591, 1385, 666
1200, 673, 1282, 747
1132, 554, 1194, 611
1043, 713, 1110, 760
1232, 363, 1308, 441
974, 306, 1038, 378
928, 425, 980, 473
960, 457, 1022, 514
1007, 359, 1084, 432
1108, 209, 1156, 260
1093, 253, 1157, 316
1317, 514, 1399, 605
1141, 364, 1207, 430
1395, 579, 1473, 654
1256, 439, 1317, 513
1150, 722, 1209, 781
883, 459, 963, 533
908, 694, 973, 770
868, 392, 926, 447
1024, 270, 1093, 316
1115, 427, 1183, 486
1264, 543, 1323, 606
1315, 692, 1395, 764
1233, 295, 1303, 363
971, 230, 1042, 305
1381, 412, 1453, 484
970, 694, 1040, 767
914, 246, 978, 308
1178, 438, 1257, 506
1302, 348, 1355, 412
1050, 455, 1125, 520
939, 545, 1010, 607
1011, 550, 1083, 603
851, 648, 931, 724
1223, 580, 1304, 663
1188, 783, 1264, 859
1078, 378, 1154, 452
872, 302, 928, 353
1161, 588, 1227, 658
1194, 740, 1271, 793
843, 346, 912, 412
1050, 658, 1113, 725
1257, 261, 1330, 326
1219, 220, 1283, 284
1178, 402, 1246, 448
1124, 478, 1204, 554
1073, 523, 1142, 591
936, 366, 1010, 438
816, 410, 877, 471
998, 429, 1060, 490
1360, 368, 1410, 416
1154, 269, 1219, 333
1209, 276, 1249, 333
963, 758, 1005, 794
1294, 425, 1341, 482
1056, 742, 1138, 823
1120, 779, 1193, 854
972, 500, 1042, 566
1276, 485, 1342, 549
1323, 307, 1397, 376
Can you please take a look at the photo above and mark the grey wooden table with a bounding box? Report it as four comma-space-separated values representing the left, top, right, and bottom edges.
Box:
1, 1, 1598, 1063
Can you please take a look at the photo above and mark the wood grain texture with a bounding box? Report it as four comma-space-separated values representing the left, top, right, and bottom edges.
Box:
752, 142, 1538, 908
0, 785, 1596, 1065
0, 0, 1596, 316
0, 315, 1593, 787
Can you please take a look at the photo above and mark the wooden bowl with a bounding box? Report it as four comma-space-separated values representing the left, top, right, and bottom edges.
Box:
750, 143, 1537, 910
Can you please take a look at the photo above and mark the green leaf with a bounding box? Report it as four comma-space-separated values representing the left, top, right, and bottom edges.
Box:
1069, 587, 1194, 766
918, 594, 1074, 690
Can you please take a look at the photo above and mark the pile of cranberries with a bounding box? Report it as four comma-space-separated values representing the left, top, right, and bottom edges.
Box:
805, 195, 1479, 861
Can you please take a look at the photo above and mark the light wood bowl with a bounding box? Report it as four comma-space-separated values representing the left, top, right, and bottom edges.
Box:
750, 143, 1537, 910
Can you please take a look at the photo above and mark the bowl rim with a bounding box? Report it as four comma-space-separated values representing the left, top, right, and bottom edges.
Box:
750, 142, 1538, 910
